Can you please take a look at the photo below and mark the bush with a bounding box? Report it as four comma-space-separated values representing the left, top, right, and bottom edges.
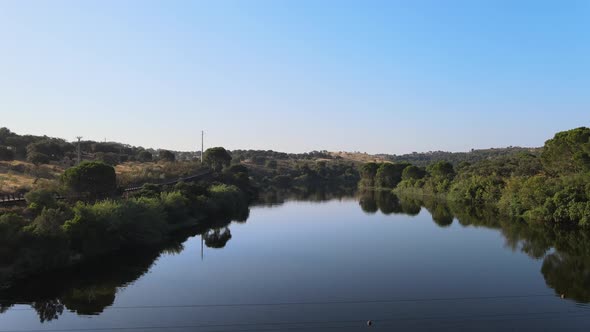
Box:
448, 175, 503, 204
26, 208, 68, 237
135, 183, 161, 198
63, 198, 168, 257
63, 201, 119, 256
160, 191, 190, 224
25, 189, 58, 212
0, 213, 26, 245
208, 184, 247, 217
27, 152, 50, 165
112, 198, 167, 245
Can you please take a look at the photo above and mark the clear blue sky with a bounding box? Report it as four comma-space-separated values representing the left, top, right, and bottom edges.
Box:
1, 0, 588, 154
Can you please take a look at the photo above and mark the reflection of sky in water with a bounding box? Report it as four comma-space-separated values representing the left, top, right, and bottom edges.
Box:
1, 196, 590, 331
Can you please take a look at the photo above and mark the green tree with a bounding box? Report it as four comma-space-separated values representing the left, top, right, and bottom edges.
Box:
0, 146, 14, 161
27, 151, 50, 165
541, 127, 590, 175
203, 147, 232, 172
402, 165, 426, 181
95, 152, 120, 166
61, 161, 117, 196
427, 160, 455, 180
26, 139, 72, 161
359, 162, 379, 187
375, 163, 409, 188
158, 150, 175, 162
137, 150, 153, 162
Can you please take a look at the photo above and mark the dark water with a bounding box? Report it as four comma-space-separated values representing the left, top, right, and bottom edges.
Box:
1, 191, 590, 331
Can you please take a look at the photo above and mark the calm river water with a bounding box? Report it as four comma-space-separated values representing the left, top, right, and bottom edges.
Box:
1, 191, 590, 331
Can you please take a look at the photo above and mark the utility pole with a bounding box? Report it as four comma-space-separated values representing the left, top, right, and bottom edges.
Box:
76, 136, 83, 165
201, 130, 204, 163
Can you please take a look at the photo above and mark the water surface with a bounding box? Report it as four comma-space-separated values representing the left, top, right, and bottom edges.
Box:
1, 191, 589, 331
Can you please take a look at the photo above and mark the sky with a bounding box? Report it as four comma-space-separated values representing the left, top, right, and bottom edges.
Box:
0, 0, 588, 154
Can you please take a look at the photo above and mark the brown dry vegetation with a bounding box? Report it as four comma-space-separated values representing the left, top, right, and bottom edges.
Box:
0, 161, 65, 194
115, 160, 204, 187
0, 160, 206, 194
330, 151, 388, 163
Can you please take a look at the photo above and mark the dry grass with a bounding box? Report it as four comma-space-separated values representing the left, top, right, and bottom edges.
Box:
329, 152, 387, 163
115, 160, 204, 187
0, 159, 206, 193
0, 161, 65, 194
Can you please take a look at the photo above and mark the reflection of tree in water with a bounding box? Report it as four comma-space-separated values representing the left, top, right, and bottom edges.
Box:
0, 304, 11, 314
359, 190, 424, 216
401, 195, 453, 227
0, 230, 201, 321
429, 203, 454, 227
375, 191, 401, 215
62, 285, 117, 315
376, 194, 590, 304
540, 230, 590, 303
399, 196, 421, 216
0, 196, 249, 321
233, 206, 250, 223
203, 228, 232, 249
162, 242, 185, 256
359, 190, 378, 214
256, 186, 357, 208
541, 251, 590, 303
32, 299, 64, 322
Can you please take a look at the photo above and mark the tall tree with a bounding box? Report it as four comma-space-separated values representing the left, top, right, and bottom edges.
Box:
203, 147, 232, 172
61, 161, 117, 196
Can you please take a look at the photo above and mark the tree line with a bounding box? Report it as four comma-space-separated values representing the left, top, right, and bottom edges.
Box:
0, 127, 188, 166
359, 127, 590, 227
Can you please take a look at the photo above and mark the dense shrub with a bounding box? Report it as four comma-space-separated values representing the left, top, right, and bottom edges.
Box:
62, 161, 117, 196
24, 189, 58, 212
63, 198, 168, 257
448, 175, 504, 204
160, 191, 190, 224
208, 184, 246, 217
374, 163, 410, 189
26, 152, 50, 165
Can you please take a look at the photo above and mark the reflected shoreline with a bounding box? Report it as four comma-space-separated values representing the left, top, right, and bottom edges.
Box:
359, 189, 590, 304
2, 188, 590, 323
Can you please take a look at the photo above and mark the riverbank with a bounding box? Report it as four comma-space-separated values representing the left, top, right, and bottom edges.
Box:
0, 181, 250, 288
